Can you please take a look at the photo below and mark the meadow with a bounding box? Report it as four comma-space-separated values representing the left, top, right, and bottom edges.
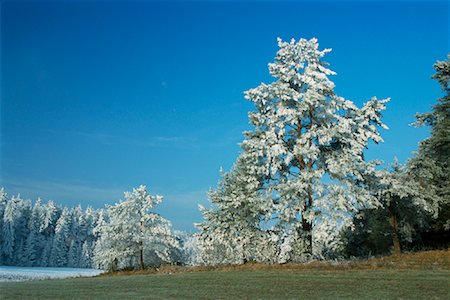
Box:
1, 250, 449, 299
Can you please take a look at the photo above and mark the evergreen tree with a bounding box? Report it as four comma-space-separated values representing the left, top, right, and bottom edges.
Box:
67, 206, 83, 267
201, 38, 389, 261
2, 195, 32, 265
39, 200, 60, 267
0, 189, 8, 264
51, 208, 71, 267
94, 185, 179, 270
199, 153, 277, 264
408, 55, 450, 247
342, 160, 429, 257
78, 207, 97, 268
25, 199, 45, 266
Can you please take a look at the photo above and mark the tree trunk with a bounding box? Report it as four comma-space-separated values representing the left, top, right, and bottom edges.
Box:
302, 185, 313, 254
301, 215, 312, 254
139, 220, 145, 269
139, 241, 145, 269
304, 108, 314, 255
387, 202, 401, 255
111, 257, 118, 272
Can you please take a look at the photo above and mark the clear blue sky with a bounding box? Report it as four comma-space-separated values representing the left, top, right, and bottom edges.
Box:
1, 0, 448, 231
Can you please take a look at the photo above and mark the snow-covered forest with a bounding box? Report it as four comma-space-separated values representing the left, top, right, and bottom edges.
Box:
0, 188, 99, 268
1, 38, 448, 271
0, 185, 184, 270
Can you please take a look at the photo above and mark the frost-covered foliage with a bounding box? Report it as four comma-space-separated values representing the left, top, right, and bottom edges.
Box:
0, 188, 101, 268
93, 185, 179, 271
198, 154, 278, 264
200, 37, 389, 263
173, 231, 205, 266
408, 55, 450, 238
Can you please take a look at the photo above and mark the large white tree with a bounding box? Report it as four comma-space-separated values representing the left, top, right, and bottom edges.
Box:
94, 185, 179, 270
201, 37, 389, 262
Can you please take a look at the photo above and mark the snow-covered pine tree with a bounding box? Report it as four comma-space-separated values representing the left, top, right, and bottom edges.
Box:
94, 185, 179, 270
25, 199, 46, 266
67, 205, 83, 267
408, 55, 450, 244
198, 153, 277, 264
79, 206, 98, 268
0, 188, 8, 264
202, 38, 389, 262
51, 207, 71, 267
39, 200, 60, 267
2, 195, 32, 265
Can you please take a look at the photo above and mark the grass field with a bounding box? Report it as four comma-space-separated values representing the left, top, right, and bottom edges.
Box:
1, 250, 449, 299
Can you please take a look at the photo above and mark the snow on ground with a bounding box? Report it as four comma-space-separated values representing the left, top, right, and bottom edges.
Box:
0, 266, 104, 282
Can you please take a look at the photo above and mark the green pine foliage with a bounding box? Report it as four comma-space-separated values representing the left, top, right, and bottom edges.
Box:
407, 55, 450, 247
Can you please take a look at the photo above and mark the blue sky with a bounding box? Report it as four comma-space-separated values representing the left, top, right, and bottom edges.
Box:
1, 0, 448, 231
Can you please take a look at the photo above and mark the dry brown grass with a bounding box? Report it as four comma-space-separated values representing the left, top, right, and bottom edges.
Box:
100, 248, 450, 277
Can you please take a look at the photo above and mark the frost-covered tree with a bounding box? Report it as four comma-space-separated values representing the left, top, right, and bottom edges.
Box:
39, 200, 60, 267
2, 195, 32, 265
408, 55, 450, 245
67, 206, 83, 267
94, 185, 179, 270
0, 189, 8, 264
198, 153, 277, 264
175, 231, 204, 266
79, 207, 98, 268
51, 207, 72, 267
202, 38, 389, 262
25, 199, 46, 266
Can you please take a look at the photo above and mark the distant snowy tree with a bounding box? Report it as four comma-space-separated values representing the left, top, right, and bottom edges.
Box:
201, 37, 389, 263
79, 207, 98, 268
25, 199, 46, 266
408, 55, 450, 246
67, 206, 83, 267
39, 200, 61, 267
1, 198, 15, 263
51, 207, 71, 267
94, 185, 179, 270
1, 195, 32, 265
0, 188, 8, 264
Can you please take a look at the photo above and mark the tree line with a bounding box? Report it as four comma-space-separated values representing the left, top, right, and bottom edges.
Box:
0, 186, 188, 270
0, 190, 99, 268
1, 38, 448, 270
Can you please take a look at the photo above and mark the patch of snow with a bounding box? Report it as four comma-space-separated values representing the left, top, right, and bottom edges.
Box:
0, 266, 104, 282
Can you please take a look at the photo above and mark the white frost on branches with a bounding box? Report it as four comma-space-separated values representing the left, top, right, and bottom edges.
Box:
200, 37, 390, 263
93, 185, 179, 270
